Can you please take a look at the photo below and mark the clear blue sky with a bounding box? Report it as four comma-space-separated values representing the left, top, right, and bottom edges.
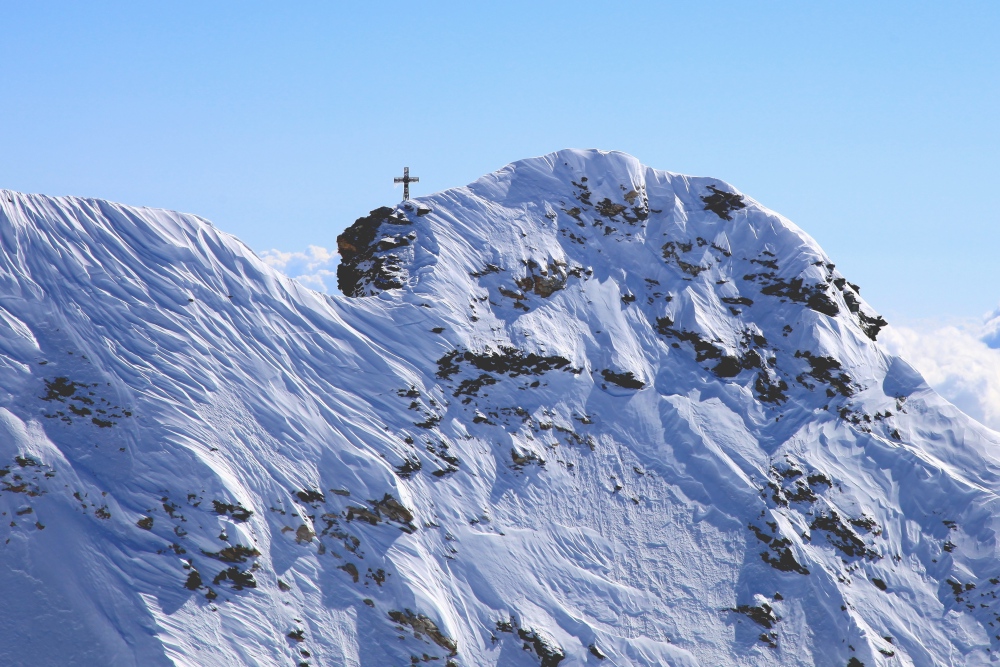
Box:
2, 2, 997, 322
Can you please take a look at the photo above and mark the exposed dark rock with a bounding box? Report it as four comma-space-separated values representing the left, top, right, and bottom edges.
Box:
600, 369, 645, 389
857, 311, 889, 341
213, 566, 257, 590
656, 321, 723, 362
366, 568, 387, 586
730, 603, 779, 629
372, 494, 417, 532
712, 357, 743, 378
395, 458, 422, 477
760, 539, 810, 575
849, 515, 879, 534
750, 257, 780, 270
749, 523, 774, 544
453, 373, 498, 397
839, 283, 889, 339
437, 347, 574, 381
511, 449, 544, 470
339, 563, 359, 583
296, 490, 326, 504
842, 289, 861, 313
595, 198, 627, 219
807, 472, 833, 488
945, 578, 977, 603
297, 523, 316, 542
755, 372, 789, 404
701, 185, 746, 220
212, 500, 253, 522
469, 264, 503, 278
202, 545, 261, 564
414, 415, 442, 429
184, 569, 203, 590
713, 349, 765, 378
662, 241, 710, 277
571, 178, 593, 207
517, 628, 565, 667
658, 321, 777, 396
774, 463, 803, 479
784, 481, 817, 503
729, 602, 781, 648
513, 260, 587, 298
795, 351, 854, 397
162, 499, 182, 519
743, 268, 840, 317
517, 273, 567, 298
344, 494, 417, 533
345, 505, 381, 525
336, 207, 412, 297
41, 377, 84, 402
810, 511, 878, 560
388, 609, 458, 656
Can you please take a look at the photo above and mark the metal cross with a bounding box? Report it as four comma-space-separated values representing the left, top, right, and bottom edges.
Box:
394, 166, 419, 200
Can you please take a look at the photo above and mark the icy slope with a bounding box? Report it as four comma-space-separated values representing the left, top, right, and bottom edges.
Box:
2, 150, 1000, 667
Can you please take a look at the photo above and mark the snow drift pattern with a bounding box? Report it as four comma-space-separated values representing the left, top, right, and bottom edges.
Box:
1, 150, 999, 666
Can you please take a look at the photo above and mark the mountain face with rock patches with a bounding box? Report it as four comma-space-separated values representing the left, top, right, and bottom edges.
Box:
1, 149, 999, 667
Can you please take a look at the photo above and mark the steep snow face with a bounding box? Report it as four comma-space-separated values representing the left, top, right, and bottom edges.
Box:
1, 150, 999, 667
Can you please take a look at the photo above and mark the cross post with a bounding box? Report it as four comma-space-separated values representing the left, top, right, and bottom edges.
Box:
394, 167, 419, 200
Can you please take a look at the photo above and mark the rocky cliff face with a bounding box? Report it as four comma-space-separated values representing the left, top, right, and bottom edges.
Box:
1, 150, 998, 666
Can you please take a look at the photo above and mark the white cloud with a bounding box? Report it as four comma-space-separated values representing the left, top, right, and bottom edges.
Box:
881, 315, 1000, 431
983, 305, 1000, 349
259, 245, 339, 293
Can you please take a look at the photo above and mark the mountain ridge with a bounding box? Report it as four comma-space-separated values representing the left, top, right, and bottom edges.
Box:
1, 149, 998, 666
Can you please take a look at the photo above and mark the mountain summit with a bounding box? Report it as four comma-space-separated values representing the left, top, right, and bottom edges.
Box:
1, 150, 998, 666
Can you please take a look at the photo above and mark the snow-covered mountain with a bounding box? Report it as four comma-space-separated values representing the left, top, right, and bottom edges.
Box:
2, 149, 999, 667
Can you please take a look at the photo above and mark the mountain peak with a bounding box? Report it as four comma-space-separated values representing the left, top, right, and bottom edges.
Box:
338, 149, 887, 408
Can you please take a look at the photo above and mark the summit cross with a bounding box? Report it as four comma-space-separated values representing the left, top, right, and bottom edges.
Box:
394, 167, 419, 201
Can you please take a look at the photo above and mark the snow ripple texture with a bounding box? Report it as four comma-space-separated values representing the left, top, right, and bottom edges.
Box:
1, 149, 999, 667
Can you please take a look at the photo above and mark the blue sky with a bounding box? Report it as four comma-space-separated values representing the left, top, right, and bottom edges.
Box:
2, 1, 998, 322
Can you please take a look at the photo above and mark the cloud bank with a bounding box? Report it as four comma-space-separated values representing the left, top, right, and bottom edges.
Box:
982, 305, 1000, 349
882, 308, 1000, 431
260, 245, 339, 294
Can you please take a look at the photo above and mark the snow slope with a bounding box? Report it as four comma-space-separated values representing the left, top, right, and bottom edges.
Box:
1, 149, 1000, 667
